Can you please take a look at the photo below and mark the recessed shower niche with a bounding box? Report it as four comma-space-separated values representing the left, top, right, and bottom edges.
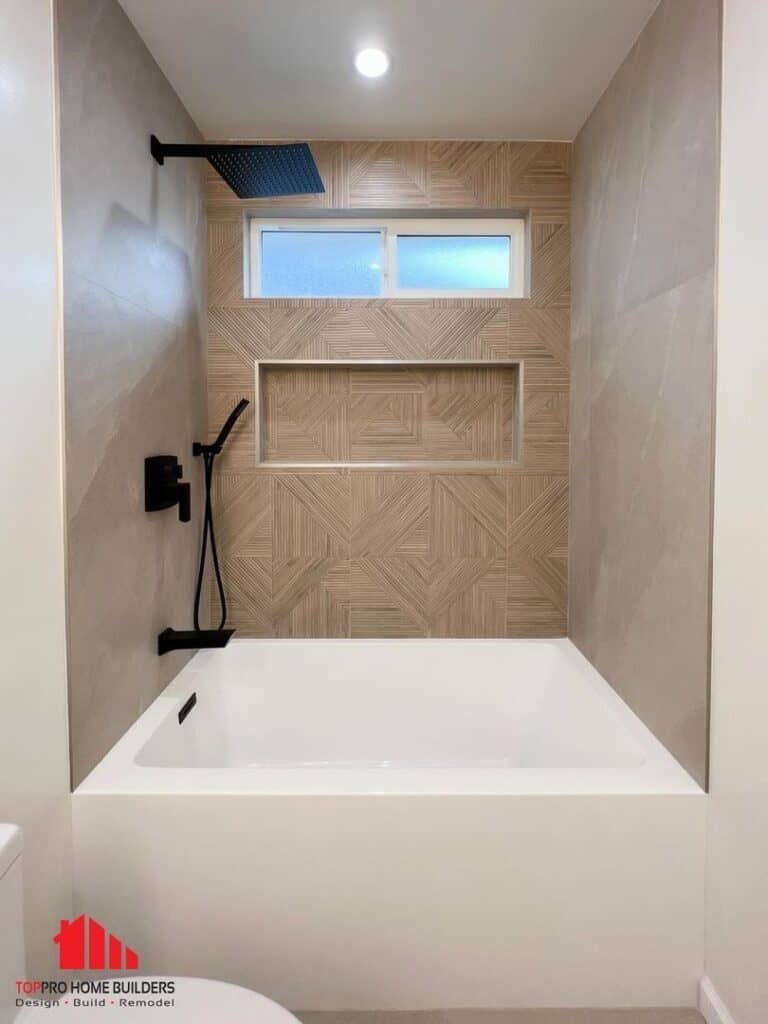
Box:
256, 360, 521, 467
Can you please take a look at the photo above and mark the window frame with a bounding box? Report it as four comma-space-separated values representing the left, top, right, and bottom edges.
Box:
247, 216, 527, 299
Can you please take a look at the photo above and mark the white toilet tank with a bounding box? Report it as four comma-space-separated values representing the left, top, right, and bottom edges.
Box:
0, 825, 24, 1024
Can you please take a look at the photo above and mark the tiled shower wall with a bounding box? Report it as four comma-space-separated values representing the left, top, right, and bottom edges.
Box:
58, 0, 207, 786
570, 0, 719, 788
206, 143, 570, 638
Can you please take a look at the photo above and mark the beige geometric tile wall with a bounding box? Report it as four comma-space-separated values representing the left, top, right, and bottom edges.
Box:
206, 141, 570, 638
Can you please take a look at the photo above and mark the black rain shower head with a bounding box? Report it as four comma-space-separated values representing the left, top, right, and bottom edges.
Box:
150, 136, 325, 199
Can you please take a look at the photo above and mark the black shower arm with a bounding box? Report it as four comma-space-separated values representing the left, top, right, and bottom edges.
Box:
151, 135, 274, 166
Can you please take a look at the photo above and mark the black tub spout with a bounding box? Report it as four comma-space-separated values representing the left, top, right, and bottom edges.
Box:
158, 628, 234, 656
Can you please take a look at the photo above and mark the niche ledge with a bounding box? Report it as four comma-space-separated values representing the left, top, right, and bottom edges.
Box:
255, 359, 521, 469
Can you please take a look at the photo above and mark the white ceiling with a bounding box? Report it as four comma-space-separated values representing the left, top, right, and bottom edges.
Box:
118, 0, 658, 141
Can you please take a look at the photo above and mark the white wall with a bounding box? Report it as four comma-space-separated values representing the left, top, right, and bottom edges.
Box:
704, 1, 768, 1022
0, 0, 72, 975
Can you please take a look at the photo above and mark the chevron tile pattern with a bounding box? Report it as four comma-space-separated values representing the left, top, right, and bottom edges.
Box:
206, 140, 569, 636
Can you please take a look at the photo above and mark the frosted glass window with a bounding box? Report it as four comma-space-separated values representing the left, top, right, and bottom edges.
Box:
396, 235, 510, 290
260, 230, 382, 297
250, 218, 525, 298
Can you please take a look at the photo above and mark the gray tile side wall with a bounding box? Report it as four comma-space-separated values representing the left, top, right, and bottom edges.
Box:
57, 0, 207, 786
569, 0, 720, 787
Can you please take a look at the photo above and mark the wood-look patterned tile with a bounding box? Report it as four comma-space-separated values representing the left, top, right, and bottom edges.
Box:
205, 139, 571, 637
263, 365, 350, 464
209, 306, 270, 384
506, 474, 568, 637
272, 471, 351, 559
272, 557, 350, 638
531, 221, 571, 309
429, 558, 506, 637
350, 557, 430, 638
208, 220, 244, 306
352, 472, 430, 557
347, 141, 429, 208
430, 474, 506, 558
213, 472, 272, 559
218, 557, 274, 638
208, 387, 258, 473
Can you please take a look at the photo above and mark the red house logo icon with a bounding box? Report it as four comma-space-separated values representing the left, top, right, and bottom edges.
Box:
54, 915, 139, 971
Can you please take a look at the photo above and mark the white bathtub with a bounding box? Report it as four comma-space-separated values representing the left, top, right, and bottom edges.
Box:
73, 639, 705, 1010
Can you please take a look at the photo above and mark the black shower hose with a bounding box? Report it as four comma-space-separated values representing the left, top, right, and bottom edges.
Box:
192, 448, 227, 632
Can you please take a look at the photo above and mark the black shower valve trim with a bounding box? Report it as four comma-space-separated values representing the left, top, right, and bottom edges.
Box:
144, 455, 191, 523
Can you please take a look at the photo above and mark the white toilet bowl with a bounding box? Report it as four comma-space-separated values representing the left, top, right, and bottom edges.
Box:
16, 978, 301, 1023
1, 825, 302, 1024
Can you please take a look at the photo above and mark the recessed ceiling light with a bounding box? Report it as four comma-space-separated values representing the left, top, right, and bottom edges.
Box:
354, 48, 390, 79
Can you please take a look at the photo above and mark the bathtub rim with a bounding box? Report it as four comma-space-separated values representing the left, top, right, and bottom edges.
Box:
74, 638, 703, 797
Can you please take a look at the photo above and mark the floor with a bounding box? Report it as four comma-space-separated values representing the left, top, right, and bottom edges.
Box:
298, 1011, 705, 1024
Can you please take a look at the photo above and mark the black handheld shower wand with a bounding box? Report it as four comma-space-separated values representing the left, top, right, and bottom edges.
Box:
192, 399, 250, 632
157, 399, 250, 656
193, 398, 249, 457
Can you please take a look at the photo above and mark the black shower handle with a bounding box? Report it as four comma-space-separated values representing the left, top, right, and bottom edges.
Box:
178, 482, 191, 523
145, 455, 191, 523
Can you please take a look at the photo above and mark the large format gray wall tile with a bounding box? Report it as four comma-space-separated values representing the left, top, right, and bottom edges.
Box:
570, 0, 719, 787
572, 0, 720, 338
57, 0, 207, 786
